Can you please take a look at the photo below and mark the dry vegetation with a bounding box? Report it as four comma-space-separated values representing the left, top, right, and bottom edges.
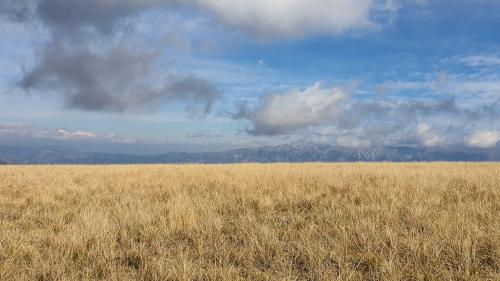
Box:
0, 163, 499, 280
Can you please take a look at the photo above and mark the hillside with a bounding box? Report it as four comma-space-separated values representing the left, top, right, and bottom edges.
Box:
0, 144, 497, 164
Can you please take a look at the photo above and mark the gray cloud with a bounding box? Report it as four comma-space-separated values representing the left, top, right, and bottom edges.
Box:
8, 0, 221, 116
35, 0, 169, 33
19, 43, 219, 115
340, 97, 497, 145
0, 0, 34, 22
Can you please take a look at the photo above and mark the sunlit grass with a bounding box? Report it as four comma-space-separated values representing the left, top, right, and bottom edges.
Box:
1, 163, 499, 280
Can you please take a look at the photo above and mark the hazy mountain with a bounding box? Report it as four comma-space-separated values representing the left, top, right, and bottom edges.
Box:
0, 146, 81, 164
0, 144, 497, 164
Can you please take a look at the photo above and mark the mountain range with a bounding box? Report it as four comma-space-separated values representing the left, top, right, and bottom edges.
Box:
0, 144, 498, 164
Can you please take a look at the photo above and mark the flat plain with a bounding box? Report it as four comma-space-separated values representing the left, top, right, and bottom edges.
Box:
0, 163, 499, 280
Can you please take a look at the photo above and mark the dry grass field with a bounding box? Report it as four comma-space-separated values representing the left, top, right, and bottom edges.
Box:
0, 163, 499, 281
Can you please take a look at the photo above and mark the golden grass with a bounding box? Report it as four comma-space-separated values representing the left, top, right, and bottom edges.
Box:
0, 163, 499, 280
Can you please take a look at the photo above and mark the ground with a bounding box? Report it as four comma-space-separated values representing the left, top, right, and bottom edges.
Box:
0, 163, 499, 280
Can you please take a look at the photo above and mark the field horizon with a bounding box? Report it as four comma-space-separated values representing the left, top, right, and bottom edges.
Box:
1, 163, 499, 280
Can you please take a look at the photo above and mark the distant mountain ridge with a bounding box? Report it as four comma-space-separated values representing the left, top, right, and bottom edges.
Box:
0, 144, 497, 164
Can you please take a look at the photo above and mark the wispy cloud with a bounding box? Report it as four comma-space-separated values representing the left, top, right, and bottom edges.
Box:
104, 133, 138, 144
186, 131, 221, 138
456, 54, 500, 67
0, 124, 49, 139
0, 124, 96, 140
55, 129, 96, 140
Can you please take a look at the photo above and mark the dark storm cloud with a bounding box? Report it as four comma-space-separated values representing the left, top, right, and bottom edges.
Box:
6, 0, 221, 115
20, 43, 219, 115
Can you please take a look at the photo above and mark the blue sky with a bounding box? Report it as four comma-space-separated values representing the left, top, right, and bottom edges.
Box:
0, 0, 499, 153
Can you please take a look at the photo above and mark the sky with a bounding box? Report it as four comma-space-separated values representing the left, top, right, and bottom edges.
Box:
0, 0, 499, 153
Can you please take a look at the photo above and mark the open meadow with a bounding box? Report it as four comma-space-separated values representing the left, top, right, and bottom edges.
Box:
0, 163, 499, 280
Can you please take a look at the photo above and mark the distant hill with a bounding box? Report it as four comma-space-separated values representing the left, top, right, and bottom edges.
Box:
0, 144, 497, 164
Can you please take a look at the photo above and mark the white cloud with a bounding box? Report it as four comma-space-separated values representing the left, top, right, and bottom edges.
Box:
416, 123, 446, 147
464, 131, 500, 149
193, 0, 374, 38
241, 82, 348, 135
56, 129, 96, 140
